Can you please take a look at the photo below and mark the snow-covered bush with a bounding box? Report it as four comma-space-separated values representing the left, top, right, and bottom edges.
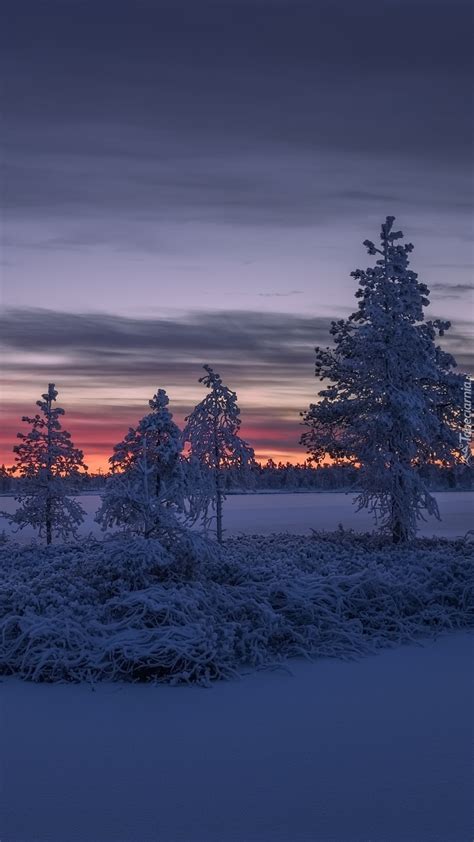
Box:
1, 532, 472, 685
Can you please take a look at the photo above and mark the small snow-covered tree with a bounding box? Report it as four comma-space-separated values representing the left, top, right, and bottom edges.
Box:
301, 217, 464, 543
3, 384, 87, 544
96, 389, 187, 540
183, 365, 255, 542
0, 465, 12, 493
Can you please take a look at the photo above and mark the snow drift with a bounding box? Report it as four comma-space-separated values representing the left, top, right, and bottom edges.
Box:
1, 531, 472, 685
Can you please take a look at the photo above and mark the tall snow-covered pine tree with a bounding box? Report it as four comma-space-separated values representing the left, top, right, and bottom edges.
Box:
301, 217, 463, 542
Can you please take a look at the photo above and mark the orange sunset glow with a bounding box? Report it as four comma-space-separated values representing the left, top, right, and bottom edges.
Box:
0, 397, 312, 473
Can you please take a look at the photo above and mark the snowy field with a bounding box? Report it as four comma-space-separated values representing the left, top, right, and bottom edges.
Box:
1, 490, 473, 542
1, 493, 472, 841
2, 632, 472, 842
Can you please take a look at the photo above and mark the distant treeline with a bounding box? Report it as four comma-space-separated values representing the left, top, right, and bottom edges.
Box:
1, 461, 472, 494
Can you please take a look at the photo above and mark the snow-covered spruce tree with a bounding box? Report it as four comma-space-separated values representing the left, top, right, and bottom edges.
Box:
182, 365, 255, 542
96, 389, 187, 541
301, 217, 464, 543
3, 384, 87, 544
0, 465, 12, 493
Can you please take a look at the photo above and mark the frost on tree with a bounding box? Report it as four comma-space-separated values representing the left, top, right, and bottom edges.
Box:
3, 384, 87, 544
96, 389, 187, 541
301, 217, 464, 543
183, 365, 255, 542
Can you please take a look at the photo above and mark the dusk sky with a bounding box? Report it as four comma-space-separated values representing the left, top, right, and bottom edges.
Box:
2, 0, 473, 469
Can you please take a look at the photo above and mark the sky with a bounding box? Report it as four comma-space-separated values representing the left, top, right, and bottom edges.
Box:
1, 0, 473, 470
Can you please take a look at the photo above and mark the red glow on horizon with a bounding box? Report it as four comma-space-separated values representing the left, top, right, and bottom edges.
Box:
2, 414, 469, 475
0, 410, 310, 472
70, 449, 311, 474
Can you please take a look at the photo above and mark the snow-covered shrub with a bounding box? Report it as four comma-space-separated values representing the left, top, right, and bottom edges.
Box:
0, 533, 472, 685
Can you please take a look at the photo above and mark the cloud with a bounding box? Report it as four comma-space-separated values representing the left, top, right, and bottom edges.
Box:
429, 283, 474, 299
2, 0, 471, 239
258, 290, 303, 298
2, 307, 472, 393
0, 307, 332, 390
0, 305, 327, 464
1, 306, 324, 460
427, 264, 474, 270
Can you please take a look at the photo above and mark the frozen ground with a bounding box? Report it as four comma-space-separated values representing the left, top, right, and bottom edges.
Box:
1, 491, 472, 542
1, 632, 472, 842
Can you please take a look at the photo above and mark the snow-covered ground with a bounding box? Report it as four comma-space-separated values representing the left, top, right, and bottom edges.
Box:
2, 632, 472, 842
1, 493, 472, 840
1, 490, 472, 542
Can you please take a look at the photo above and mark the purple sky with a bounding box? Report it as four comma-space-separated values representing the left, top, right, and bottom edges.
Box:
1, 0, 473, 468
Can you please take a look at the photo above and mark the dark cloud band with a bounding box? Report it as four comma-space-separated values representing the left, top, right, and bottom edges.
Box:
2, 306, 472, 383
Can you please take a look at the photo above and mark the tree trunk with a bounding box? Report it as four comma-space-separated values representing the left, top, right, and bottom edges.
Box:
213, 408, 223, 543
46, 492, 52, 545
391, 474, 407, 544
215, 471, 223, 543
45, 384, 54, 545
392, 515, 404, 544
